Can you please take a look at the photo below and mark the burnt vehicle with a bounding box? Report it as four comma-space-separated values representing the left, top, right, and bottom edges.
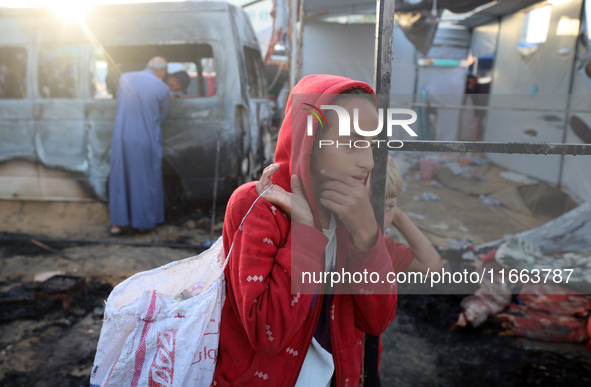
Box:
0, 1, 273, 202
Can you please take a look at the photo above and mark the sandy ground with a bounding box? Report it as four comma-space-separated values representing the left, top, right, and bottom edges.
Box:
0, 156, 590, 386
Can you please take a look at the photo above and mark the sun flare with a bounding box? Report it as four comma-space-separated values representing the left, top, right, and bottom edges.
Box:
47, 1, 90, 20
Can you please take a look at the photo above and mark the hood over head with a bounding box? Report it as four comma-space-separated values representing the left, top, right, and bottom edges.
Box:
273, 74, 376, 229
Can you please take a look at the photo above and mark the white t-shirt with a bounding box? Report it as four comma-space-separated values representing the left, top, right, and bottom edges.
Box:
295, 215, 337, 387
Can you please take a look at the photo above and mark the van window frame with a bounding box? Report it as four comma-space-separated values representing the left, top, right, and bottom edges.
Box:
243, 45, 267, 99
0, 46, 28, 100
37, 45, 83, 99
89, 42, 220, 100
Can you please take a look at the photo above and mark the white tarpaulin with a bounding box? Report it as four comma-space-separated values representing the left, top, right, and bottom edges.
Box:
415, 28, 471, 141
470, 20, 500, 58
494, 200, 591, 293
301, 21, 376, 86
562, 0, 591, 202
483, 0, 591, 202
301, 20, 418, 94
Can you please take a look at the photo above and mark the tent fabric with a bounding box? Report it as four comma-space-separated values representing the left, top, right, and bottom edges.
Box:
496, 199, 591, 255
301, 21, 376, 86
395, 11, 440, 55
394, 6, 472, 55
488, 183, 578, 217
301, 21, 419, 95
415, 81, 467, 141
470, 21, 500, 58
427, 27, 471, 59
474, 197, 591, 256
457, 0, 546, 28
483, 0, 590, 201
301, 0, 495, 19
391, 23, 420, 94
299, 0, 493, 54
563, 3, 591, 202
397, 0, 495, 15
414, 27, 470, 140
303, 0, 376, 19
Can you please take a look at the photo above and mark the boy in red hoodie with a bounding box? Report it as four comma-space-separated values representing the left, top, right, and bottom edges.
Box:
213, 75, 397, 386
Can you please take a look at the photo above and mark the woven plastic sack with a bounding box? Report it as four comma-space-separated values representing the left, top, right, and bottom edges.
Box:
90, 236, 226, 387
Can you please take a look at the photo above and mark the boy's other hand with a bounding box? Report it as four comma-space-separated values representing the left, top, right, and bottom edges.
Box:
256, 164, 290, 215
256, 164, 314, 227
319, 169, 378, 250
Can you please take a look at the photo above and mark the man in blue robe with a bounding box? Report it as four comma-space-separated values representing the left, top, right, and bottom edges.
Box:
109, 57, 171, 235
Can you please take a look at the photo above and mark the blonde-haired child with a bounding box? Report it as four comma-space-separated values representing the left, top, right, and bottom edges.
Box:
383, 155, 444, 274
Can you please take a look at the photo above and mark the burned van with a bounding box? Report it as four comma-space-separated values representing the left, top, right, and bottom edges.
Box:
0, 1, 272, 202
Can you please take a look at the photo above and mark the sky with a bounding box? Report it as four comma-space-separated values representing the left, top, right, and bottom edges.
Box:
0, 0, 179, 7
0, 0, 253, 7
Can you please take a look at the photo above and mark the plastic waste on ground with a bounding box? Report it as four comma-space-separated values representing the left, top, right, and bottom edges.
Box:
414, 192, 440, 202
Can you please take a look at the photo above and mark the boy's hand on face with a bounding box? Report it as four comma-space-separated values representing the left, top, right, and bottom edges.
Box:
319, 169, 378, 250
256, 164, 315, 227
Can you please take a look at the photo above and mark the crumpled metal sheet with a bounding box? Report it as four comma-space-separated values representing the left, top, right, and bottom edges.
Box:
395, 11, 440, 55
504, 200, 591, 255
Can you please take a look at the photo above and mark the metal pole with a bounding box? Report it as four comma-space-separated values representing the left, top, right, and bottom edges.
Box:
398, 140, 591, 155
295, 0, 305, 82
365, 0, 396, 386
389, 101, 591, 115
289, 0, 298, 88
210, 95, 224, 241
557, 0, 585, 188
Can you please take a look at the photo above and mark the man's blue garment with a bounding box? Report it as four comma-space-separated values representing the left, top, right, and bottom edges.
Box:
108, 68, 170, 229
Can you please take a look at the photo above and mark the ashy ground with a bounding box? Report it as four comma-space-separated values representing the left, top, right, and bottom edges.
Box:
0, 156, 590, 386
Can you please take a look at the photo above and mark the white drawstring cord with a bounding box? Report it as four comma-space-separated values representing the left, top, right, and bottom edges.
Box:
223, 184, 274, 267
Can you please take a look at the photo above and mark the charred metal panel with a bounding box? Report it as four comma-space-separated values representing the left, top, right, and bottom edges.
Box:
231, 5, 259, 46
176, 120, 235, 199
85, 101, 117, 200
34, 100, 87, 172
82, 13, 225, 45
162, 99, 229, 179
0, 100, 35, 161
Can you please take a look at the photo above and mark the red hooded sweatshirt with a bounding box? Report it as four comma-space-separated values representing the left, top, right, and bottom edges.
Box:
213, 75, 398, 386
